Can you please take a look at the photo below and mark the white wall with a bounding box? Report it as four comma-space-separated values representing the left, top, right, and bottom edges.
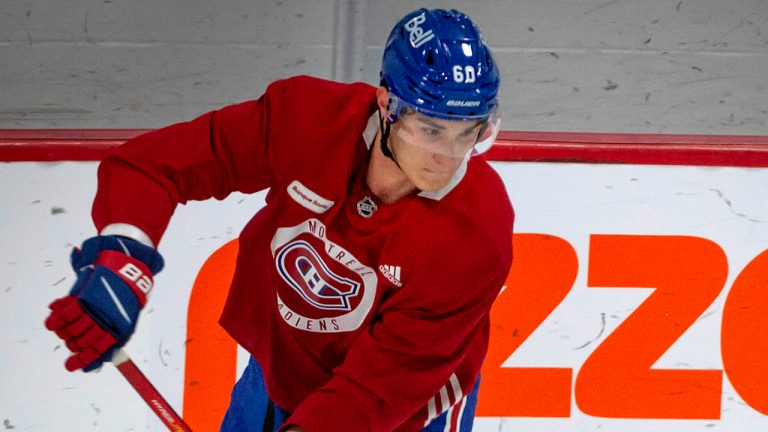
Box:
2, 161, 768, 431
1, 0, 766, 133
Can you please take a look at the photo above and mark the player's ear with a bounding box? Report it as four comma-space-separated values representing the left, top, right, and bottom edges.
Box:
376, 86, 390, 113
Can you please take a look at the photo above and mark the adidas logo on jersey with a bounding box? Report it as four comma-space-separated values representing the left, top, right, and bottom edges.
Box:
378, 264, 403, 288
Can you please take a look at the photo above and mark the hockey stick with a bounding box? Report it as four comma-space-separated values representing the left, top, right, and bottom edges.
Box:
112, 348, 193, 431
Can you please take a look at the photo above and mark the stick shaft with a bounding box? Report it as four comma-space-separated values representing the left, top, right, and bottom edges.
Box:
113, 349, 193, 431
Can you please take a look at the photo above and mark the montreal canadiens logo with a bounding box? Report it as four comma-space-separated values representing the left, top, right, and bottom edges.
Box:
276, 240, 361, 311
272, 219, 378, 333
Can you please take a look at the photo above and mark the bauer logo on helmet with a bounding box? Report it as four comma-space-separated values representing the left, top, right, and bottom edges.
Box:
446, 100, 481, 107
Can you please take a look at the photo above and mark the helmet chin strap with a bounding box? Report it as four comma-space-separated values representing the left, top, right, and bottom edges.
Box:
378, 108, 403, 170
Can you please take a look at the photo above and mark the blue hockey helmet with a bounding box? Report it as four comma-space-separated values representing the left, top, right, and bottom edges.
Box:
380, 8, 500, 122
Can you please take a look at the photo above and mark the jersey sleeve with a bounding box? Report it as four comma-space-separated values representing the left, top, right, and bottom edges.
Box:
92, 93, 274, 246
285, 223, 513, 431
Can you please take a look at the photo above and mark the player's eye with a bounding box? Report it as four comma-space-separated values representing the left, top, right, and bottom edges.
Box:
422, 127, 441, 136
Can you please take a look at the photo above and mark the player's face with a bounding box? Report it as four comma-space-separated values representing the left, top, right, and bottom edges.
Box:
390, 112, 483, 192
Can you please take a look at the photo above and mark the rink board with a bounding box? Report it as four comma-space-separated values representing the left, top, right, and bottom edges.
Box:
1, 133, 767, 431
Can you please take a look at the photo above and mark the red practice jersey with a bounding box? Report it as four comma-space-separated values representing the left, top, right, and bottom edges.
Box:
93, 76, 514, 431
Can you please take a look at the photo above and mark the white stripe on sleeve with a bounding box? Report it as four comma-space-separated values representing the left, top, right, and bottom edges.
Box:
439, 386, 450, 412
425, 397, 438, 427
449, 374, 463, 402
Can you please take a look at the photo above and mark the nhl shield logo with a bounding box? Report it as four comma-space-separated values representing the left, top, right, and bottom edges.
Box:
276, 240, 361, 311
357, 196, 377, 218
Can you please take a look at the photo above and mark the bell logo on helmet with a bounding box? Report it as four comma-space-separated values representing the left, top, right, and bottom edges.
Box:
404, 12, 434, 48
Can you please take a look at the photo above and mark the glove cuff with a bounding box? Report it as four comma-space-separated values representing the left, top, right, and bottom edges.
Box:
73, 235, 164, 274
100, 223, 154, 248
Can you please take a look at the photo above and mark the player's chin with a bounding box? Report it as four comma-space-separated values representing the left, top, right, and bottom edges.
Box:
413, 172, 453, 192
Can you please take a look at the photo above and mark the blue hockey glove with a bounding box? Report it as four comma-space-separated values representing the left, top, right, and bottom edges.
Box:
45, 235, 164, 372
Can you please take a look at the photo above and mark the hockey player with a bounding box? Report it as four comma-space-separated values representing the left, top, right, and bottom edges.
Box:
44, 8, 513, 432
